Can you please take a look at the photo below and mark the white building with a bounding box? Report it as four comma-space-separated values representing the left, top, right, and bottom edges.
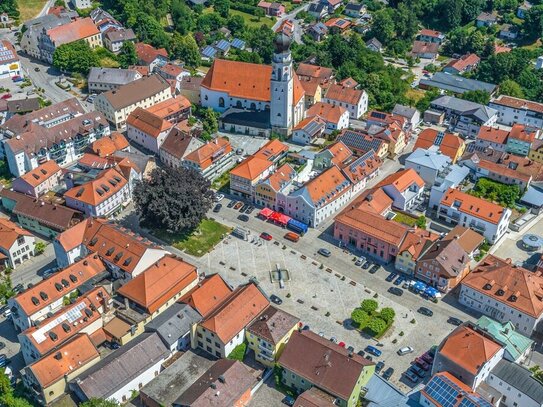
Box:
487, 360, 543, 407
0, 218, 35, 269
11, 160, 63, 198
0, 40, 20, 79
72, 0, 92, 9
377, 168, 425, 211
459, 255, 543, 335
182, 137, 235, 180
305, 102, 349, 135
489, 94, 543, 129
159, 129, 204, 169
291, 116, 326, 145
405, 147, 452, 186
428, 164, 470, 209
126, 108, 173, 155
103, 28, 136, 54
87, 67, 142, 93
323, 83, 368, 119
437, 188, 511, 243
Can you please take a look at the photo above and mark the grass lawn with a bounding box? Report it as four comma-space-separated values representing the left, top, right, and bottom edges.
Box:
392, 211, 417, 227
405, 88, 426, 103
230, 9, 275, 28
99, 57, 120, 68
153, 219, 231, 257
17, 0, 48, 21
211, 171, 231, 192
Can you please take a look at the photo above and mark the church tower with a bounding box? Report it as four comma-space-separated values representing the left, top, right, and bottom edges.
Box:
270, 32, 294, 136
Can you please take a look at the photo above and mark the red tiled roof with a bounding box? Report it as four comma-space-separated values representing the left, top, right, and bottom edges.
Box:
509, 123, 537, 143
181, 274, 233, 317
492, 95, 543, 115
64, 167, 128, 207
477, 126, 510, 144
306, 102, 347, 124
126, 107, 172, 138
0, 218, 32, 251
184, 137, 231, 170
47, 17, 99, 45
376, 168, 424, 192
18, 160, 61, 188
440, 188, 506, 225
444, 53, 480, 73
325, 83, 364, 106
135, 42, 168, 65
419, 28, 443, 38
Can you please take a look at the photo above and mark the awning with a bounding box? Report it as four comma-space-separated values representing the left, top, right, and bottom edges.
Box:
413, 281, 427, 291
259, 208, 274, 218
521, 186, 543, 208
270, 211, 291, 225
287, 218, 308, 234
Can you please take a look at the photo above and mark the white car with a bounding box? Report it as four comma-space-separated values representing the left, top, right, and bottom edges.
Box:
214, 193, 224, 202
397, 346, 414, 356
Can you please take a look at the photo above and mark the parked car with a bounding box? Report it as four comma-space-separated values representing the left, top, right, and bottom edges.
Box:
233, 202, 243, 210
404, 369, 419, 383
409, 365, 426, 378
383, 367, 394, 380
448, 317, 463, 326
388, 287, 404, 296
394, 275, 405, 286
369, 264, 380, 274
238, 214, 249, 222
418, 307, 433, 317
302, 325, 310, 331
0, 355, 7, 368
212, 204, 222, 213
270, 294, 282, 305
347, 345, 355, 353
11, 75, 22, 82
3, 308, 10, 319
365, 355, 373, 362
385, 273, 397, 282
1, 93, 11, 100
13, 283, 24, 294
421, 352, 434, 364
282, 396, 295, 406
362, 261, 372, 270
236, 148, 244, 155
260, 232, 273, 241
284, 232, 300, 242
227, 200, 236, 208
338, 341, 346, 348
214, 193, 224, 202
355, 256, 366, 266
375, 361, 385, 373
357, 350, 365, 357
240, 204, 249, 212
330, 337, 338, 344
415, 357, 430, 371
34, 67, 40, 72
318, 248, 331, 257
365, 345, 382, 357
397, 346, 414, 356
246, 206, 255, 214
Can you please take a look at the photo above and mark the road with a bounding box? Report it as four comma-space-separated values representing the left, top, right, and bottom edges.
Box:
272, 3, 310, 44
37, 0, 55, 18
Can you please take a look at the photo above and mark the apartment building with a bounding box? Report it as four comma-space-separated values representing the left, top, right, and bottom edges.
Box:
0, 218, 35, 269
182, 137, 234, 180
12, 160, 62, 197
126, 107, 173, 154
489, 95, 543, 128
87, 67, 142, 93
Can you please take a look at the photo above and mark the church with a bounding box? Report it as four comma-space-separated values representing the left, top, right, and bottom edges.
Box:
200, 33, 305, 136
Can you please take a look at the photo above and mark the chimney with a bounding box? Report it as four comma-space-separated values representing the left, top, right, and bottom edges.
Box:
218, 375, 225, 383
124, 297, 129, 309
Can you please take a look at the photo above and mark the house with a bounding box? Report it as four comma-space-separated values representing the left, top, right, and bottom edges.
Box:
179, 76, 203, 105
180, 273, 233, 318
296, 64, 334, 85
339, 77, 358, 88
517, 1, 533, 18
147, 95, 192, 124
429, 96, 498, 138
257, 1, 285, 17
414, 128, 466, 163
500, 24, 519, 40
438, 188, 511, 243
365, 37, 383, 53
337, 129, 388, 159
134, 42, 169, 71
278, 330, 375, 407
325, 18, 352, 32
489, 95, 543, 128
6, 97, 41, 117
88, 67, 142, 93
307, 22, 329, 42
126, 108, 173, 154
392, 104, 420, 129
23, 334, 100, 405
339, 150, 382, 194
195, 282, 269, 358
0, 13, 14, 28
417, 29, 445, 44
442, 225, 484, 258
172, 359, 258, 407
428, 164, 470, 210
0, 189, 83, 239
432, 324, 504, 389
73, 0, 92, 9
182, 137, 234, 180
344, 3, 366, 18
395, 228, 439, 275
306, 102, 349, 134
20, 14, 74, 60
487, 359, 543, 407
18, 287, 111, 364
506, 123, 539, 156
159, 128, 204, 169
0, 40, 20, 79
323, 84, 368, 119
409, 41, 440, 60
0, 218, 35, 269
12, 160, 62, 198
70, 332, 170, 404
459, 254, 543, 335
38, 17, 102, 63
254, 164, 297, 210
376, 168, 425, 211
246, 306, 299, 367
419, 72, 497, 95
443, 53, 481, 75
476, 12, 498, 27
365, 119, 406, 158
8, 254, 107, 331
298, 78, 322, 108
320, 0, 343, 12
307, 3, 328, 20
89, 132, 130, 157
90, 8, 122, 33
405, 147, 452, 185
103, 28, 136, 53
421, 372, 496, 407
312, 140, 352, 169
475, 126, 510, 152
291, 116, 326, 145
156, 63, 190, 92
94, 74, 172, 131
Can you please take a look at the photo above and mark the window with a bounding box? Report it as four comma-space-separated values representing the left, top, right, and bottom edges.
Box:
219, 97, 225, 108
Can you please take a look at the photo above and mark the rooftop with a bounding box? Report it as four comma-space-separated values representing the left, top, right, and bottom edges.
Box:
490, 94, 543, 115
180, 274, 233, 318
17, 160, 61, 188
160, 128, 203, 160
47, 17, 99, 45
88, 67, 141, 86
475, 316, 533, 361
63, 167, 128, 207
325, 83, 365, 106
101, 74, 171, 110
306, 102, 348, 124
126, 107, 172, 138
0, 217, 32, 251
420, 72, 497, 94
145, 303, 201, 347
246, 306, 299, 345
134, 42, 168, 65
441, 188, 506, 225
491, 359, 543, 403
376, 168, 425, 192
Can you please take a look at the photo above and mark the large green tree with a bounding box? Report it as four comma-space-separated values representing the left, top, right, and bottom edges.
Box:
118, 41, 138, 68
524, 5, 543, 40
52, 41, 100, 74
169, 33, 200, 67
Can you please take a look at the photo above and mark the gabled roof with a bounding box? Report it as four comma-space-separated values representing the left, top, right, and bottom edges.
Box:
477, 126, 510, 144
340, 150, 382, 184
88, 67, 141, 86
180, 274, 233, 317
101, 74, 170, 110
444, 53, 480, 73
440, 188, 507, 225
442, 225, 485, 254
338, 129, 386, 155
299, 166, 350, 207
398, 227, 439, 260
306, 102, 347, 124
184, 137, 231, 169
422, 372, 492, 407
126, 107, 172, 138
491, 359, 543, 403
246, 306, 299, 345
508, 123, 537, 143
325, 83, 364, 106
89, 132, 129, 157
0, 218, 32, 251
418, 239, 469, 279
490, 94, 543, 115
117, 255, 198, 314
18, 160, 61, 188
135, 42, 168, 65
414, 128, 465, 160
321, 141, 353, 167
475, 316, 533, 361
146, 95, 191, 119
145, 303, 201, 347
46, 17, 99, 45
296, 63, 334, 82
230, 156, 274, 181
260, 163, 296, 192
160, 128, 203, 160
376, 168, 425, 192
63, 167, 128, 207
410, 41, 439, 56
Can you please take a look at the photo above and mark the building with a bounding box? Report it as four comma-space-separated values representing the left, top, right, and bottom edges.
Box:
475, 126, 510, 152
70, 332, 170, 404
405, 147, 452, 186
438, 188, 511, 243
323, 84, 368, 119
505, 123, 538, 156
392, 104, 421, 129
279, 330, 375, 407
417, 28, 445, 43
20, 14, 74, 60
180, 273, 233, 318
172, 359, 258, 407
487, 359, 543, 407
429, 164, 470, 210
413, 128, 466, 163
459, 255, 543, 335
376, 168, 425, 211
94, 74, 172, 131
366, 37, 383, 53
489, 95, 543, 128
134, 42, 169, 71
395, 228, 439, 276
126, 107, 173, 154
159, 128, 204, 169
337, 129, 388, 159
409, 41, 440, 60
420, 372, 496, 407
12, 160, 62, 198
442, 226, 485, 258
476, 11, 498, 27
474, 159, 532, 190
182, 137, 234, 180
195, 283, 269, 358
89, 132, 130, 157
147, 95, 192, 124
246, 306, 299, 367
0, 218, 35, 269
307, 3, 328, 19
38, 17, 102, 63
23, 334, 100, 405
0, 40, 20, 79
258, 1, 285, 16
296, 63, 334, 85
72, 0, 92, 9
254, 164, 297, 210
344, 3, 366, 18
432, 324, 504, 389
88, 67, 142, 93
291, 116, 326, 145
306, 102, 349, 134
103, 28, 136, 54
419, 72, 497, 95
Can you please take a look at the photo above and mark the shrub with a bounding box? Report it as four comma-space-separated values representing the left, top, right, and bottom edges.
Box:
410, 318, 416, 324
380, 307, 396, 323
360, 299, 378, 313
34, 242, 46, 255
227, 343, 246, 361
399, 331, 404, 336
351, 308, 370, 328
365, 317, 387, 336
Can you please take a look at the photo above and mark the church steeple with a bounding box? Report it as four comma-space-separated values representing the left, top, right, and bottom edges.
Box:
270, 32, 294, 136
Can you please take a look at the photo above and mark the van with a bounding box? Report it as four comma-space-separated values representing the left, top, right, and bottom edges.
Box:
284, 232, 300, 242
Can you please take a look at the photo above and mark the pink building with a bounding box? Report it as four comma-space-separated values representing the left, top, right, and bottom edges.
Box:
257, 1, 285, 16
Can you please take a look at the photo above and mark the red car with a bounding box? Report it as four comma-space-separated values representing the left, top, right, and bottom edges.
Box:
338, 341, 346, 348
1, 93, 11, 100
260, 232, 273, 241
415, 357, 430, 371
421, 352, 433, 364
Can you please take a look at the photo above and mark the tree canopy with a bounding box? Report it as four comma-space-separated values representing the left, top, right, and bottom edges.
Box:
118, 41, 138, 68
80, 399, 120, 407
52, 41, 100, 74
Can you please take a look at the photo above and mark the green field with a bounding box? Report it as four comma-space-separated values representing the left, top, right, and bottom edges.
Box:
392, 211, 418, 227
17, 0, 48, 21
230, 9, 275, 28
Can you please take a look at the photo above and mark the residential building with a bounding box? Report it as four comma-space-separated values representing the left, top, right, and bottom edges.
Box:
291, 116, 326, 145
475, 126, 510, 152
90, 8, 122, 33
518, 1, 533, 18
38, 17, 102, 63
395, 228, 439, 275
474, 159, 532, 190
246, 306, 299, 367
0, 189, 83, 238
53, 217, 168, 278
505, 123, 539, 156
23, 334, 100, 405
307, 3, 328, 19
70, 332, 170, 404
323, 84, 368, 119
486, 359, 543, 407
12, 160, 62, 198
21, 14, 74, 59
180, 273, 233, 318
312, 140, 352, 170
103, 28, 136, 54
126, 107, 173, 154
159, 128, 204, 169
459, 254, 543, 335
364, 120, 407, 158
376, 168, 425, 211
147, 95, 191, 124
8, 254, 107, 331
6, 98, 41, 117
258, 1, 285, 16
172, 359, 258, 407
73, 0, 92, 8
476, 11, 498, 27
307, 22, 329, 42
442, 226, 484, 258
428, 164, 470, 209
529, 140, 543, 163
0, 40, 20, 79
438, 188, 511, 243
134, 42, 169, 71
419, 72, 497, 95
87, 67, 142, 93
321, 0, 343, 12
339, 150, 382, 194
365, 37, 383, 53
0, 218, 35, 269
420, 372, 496, 407
432, 324, 504, 389
182, 137, 234, 180
409, 41, 440, 60
254, 164, 297, 210
18, 287, 111, 364
344, 3, 366, 18
306, 102, 349, 134
443, 53, 481, 75
156, 63, 190, 91
489, 95, 543, 128
94, 74, 172, 131
392, 104, 421, 129
416, 239, 471, 292
296, 64, 334, 85
298, 78, 322, 108
405, 147, 452, 186
417, 29, 445, 43
414, 128, 466, 163
195, 282, 269, 358
89, 132, 130, 157
279, 330, 375, 407
337, 129, 388, 159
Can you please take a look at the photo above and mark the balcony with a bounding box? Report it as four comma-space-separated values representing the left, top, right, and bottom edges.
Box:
469, 221, 486, 232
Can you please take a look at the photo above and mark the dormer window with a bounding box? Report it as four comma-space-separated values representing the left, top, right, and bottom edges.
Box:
496, 289, 505, 296
483, 283, 492, 290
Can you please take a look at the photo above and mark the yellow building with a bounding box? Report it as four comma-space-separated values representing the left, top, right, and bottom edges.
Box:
246, 306, 300, 367
254, 163, 297, 209
394, 228, 439, 277
529, 141, 543, 164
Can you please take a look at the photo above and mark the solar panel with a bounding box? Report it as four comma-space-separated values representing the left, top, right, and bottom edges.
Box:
424, 375, 461, 407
